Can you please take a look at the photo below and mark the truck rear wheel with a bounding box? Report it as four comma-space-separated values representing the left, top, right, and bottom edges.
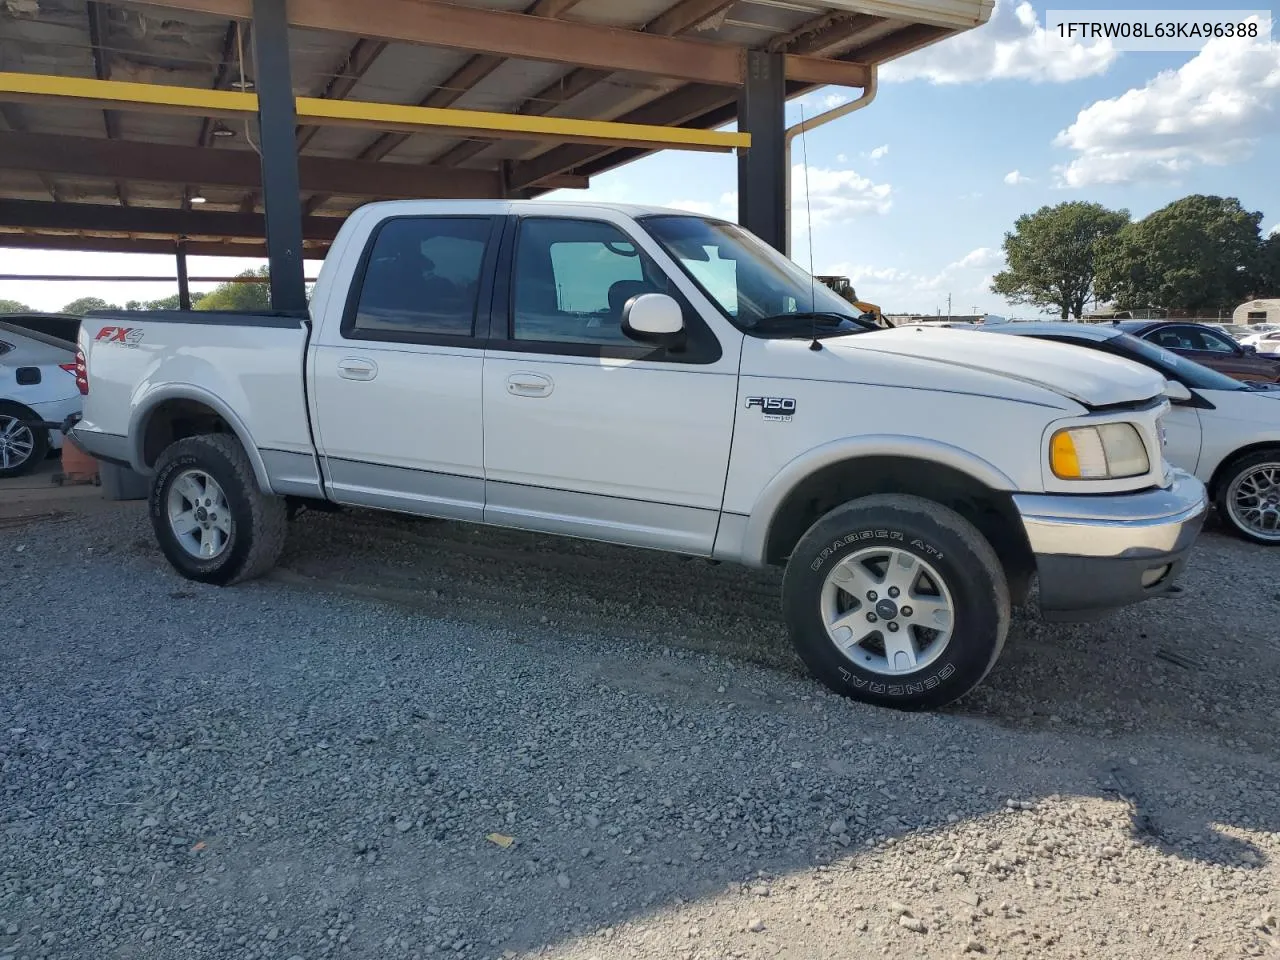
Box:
782, 494, 1010, 711
149, 434, 288, 586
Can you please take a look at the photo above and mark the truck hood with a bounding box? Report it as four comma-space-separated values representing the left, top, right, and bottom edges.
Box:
843, 326, 1165, 408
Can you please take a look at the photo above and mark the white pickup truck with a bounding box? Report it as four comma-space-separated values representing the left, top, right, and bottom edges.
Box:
72, 200, 1208, 710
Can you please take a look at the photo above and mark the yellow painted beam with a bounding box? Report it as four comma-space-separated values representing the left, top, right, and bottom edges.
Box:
0, 72, 750, 152
296, 96, 749, 151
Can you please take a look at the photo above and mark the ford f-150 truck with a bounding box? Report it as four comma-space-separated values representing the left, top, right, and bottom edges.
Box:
71, 200, 1208, 710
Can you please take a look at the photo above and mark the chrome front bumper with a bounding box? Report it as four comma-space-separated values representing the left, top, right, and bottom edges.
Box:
1012, 469, 1208, 621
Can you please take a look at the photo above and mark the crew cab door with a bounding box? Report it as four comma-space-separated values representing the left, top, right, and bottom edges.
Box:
481, 215, 739, 555
309, 214, 502, 520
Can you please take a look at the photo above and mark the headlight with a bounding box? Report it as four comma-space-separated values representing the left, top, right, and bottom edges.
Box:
1050, 423, 1150, 480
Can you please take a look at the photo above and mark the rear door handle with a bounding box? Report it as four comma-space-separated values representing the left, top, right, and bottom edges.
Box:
338, 358, 378, 381
506, 372, 553, 398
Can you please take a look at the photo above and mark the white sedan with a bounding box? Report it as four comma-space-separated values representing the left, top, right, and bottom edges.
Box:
980, 321, 1280, 544
1241, 328, 1280, 355
0, 321, 82, 477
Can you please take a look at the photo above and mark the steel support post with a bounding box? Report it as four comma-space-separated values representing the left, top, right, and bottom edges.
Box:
737, 50, 786, 254
251, 0, 308, 313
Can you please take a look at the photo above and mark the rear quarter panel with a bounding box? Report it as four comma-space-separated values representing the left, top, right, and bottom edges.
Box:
79, 314, 311, 462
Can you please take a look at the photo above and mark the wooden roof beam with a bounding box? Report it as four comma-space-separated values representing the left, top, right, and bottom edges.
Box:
509, 83, 735, 189
116, 0, 869, 88
0, 107, 58, 203
301, 0, 586, 213
0, 198, 342, 243
432, 0, 742, 170
0, 74, 747, 153
507, 8, 896, 189
0, 131, 517, 199
0, 232, 321, 257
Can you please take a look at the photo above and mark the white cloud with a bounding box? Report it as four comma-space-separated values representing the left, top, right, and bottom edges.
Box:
868, 144, 890, 162
822, 247, 1007, 312
824, 93, 850, 110
664, 199, 719, 216
1054, 29, 1280, 186
955, 247, 1004, 270
1003, 169, 1033, 185
792, 164, 893, 228
881, 0, 1117, 85
1268, 222, 1280, 236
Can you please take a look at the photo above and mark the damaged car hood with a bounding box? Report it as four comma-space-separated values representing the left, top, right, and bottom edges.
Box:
841, 326, 1165, 408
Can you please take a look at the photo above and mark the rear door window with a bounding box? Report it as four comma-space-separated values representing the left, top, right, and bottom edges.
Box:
344, 217, 496, 343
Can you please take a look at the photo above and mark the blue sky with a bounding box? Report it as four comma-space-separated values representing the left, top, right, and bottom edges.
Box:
2, 0, 1278, 316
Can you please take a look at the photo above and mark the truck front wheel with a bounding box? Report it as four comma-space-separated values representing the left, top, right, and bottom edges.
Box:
782, 494, 1010, 711
149, 434, 288, 586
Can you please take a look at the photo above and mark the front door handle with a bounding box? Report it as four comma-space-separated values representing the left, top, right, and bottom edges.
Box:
507, 372, 553, 398
338, 358, 378, 381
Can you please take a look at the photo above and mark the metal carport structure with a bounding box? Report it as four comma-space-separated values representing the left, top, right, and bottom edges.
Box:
0, 0, 993, 312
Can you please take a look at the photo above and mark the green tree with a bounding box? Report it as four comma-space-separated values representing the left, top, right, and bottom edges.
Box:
1097, 195, 1264, 312
195, 267, 271, 312
61, 296, 120, 316
991, 201, 1129, 319
126, 292, 208, 311
0, 298, 31, 313
1252, 231, 1280, 299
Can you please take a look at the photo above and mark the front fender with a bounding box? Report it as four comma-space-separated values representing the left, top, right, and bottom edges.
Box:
732, 434, 1018, 567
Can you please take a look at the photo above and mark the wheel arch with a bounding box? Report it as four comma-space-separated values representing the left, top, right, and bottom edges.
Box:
1207, 440, 1280, 499
739, 438, 1034, 603
130, 385, 274, 493
0, 397, 41, 422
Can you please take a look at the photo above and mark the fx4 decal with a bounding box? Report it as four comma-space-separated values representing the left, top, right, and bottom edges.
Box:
95, 326, 144, 347
745, 396, 796, 422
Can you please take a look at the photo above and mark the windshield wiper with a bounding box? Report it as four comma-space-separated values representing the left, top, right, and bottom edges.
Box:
750, 311, 873, 333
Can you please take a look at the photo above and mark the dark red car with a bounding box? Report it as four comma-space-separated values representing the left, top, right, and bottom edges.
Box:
1116, 321, 1280, 383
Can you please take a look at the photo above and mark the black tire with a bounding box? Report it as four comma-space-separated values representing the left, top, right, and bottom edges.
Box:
149, 434, 288, 585
1214, 448, 1280, 545
0, 401, 49, 478
782, 494, 1010, 711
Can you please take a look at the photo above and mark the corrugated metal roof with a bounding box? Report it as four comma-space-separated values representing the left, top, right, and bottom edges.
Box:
0, 0, 992, 252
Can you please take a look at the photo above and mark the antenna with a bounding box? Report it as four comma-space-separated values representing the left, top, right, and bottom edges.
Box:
798, 105, 822, 352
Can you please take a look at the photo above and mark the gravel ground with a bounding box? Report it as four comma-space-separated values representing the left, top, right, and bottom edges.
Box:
2, 501, 1278, 960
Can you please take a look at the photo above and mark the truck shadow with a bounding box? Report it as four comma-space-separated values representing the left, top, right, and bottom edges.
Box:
267, 508, 1280, 865
278, 506, 1279, 761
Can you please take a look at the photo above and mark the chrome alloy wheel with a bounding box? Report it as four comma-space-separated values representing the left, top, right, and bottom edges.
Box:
167, 469, 232, 559
1227, 461, 1280, 542
820, 546, 955, 676
0, 414, 36, 471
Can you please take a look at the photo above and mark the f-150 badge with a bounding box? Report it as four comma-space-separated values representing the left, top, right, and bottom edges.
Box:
745, 397, 796, 422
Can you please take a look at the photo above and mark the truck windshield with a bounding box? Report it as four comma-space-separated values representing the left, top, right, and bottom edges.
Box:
639, 215, 865, 336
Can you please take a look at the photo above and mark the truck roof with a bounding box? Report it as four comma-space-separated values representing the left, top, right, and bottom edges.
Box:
353, 198, 730, 221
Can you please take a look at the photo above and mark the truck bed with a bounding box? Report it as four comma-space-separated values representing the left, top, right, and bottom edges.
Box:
74, 309, 315, 480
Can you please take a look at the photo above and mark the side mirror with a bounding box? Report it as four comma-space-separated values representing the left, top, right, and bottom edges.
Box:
621, 293, 685, 346
1242, 344, 1257, 355
1163, 380, 1193, 402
